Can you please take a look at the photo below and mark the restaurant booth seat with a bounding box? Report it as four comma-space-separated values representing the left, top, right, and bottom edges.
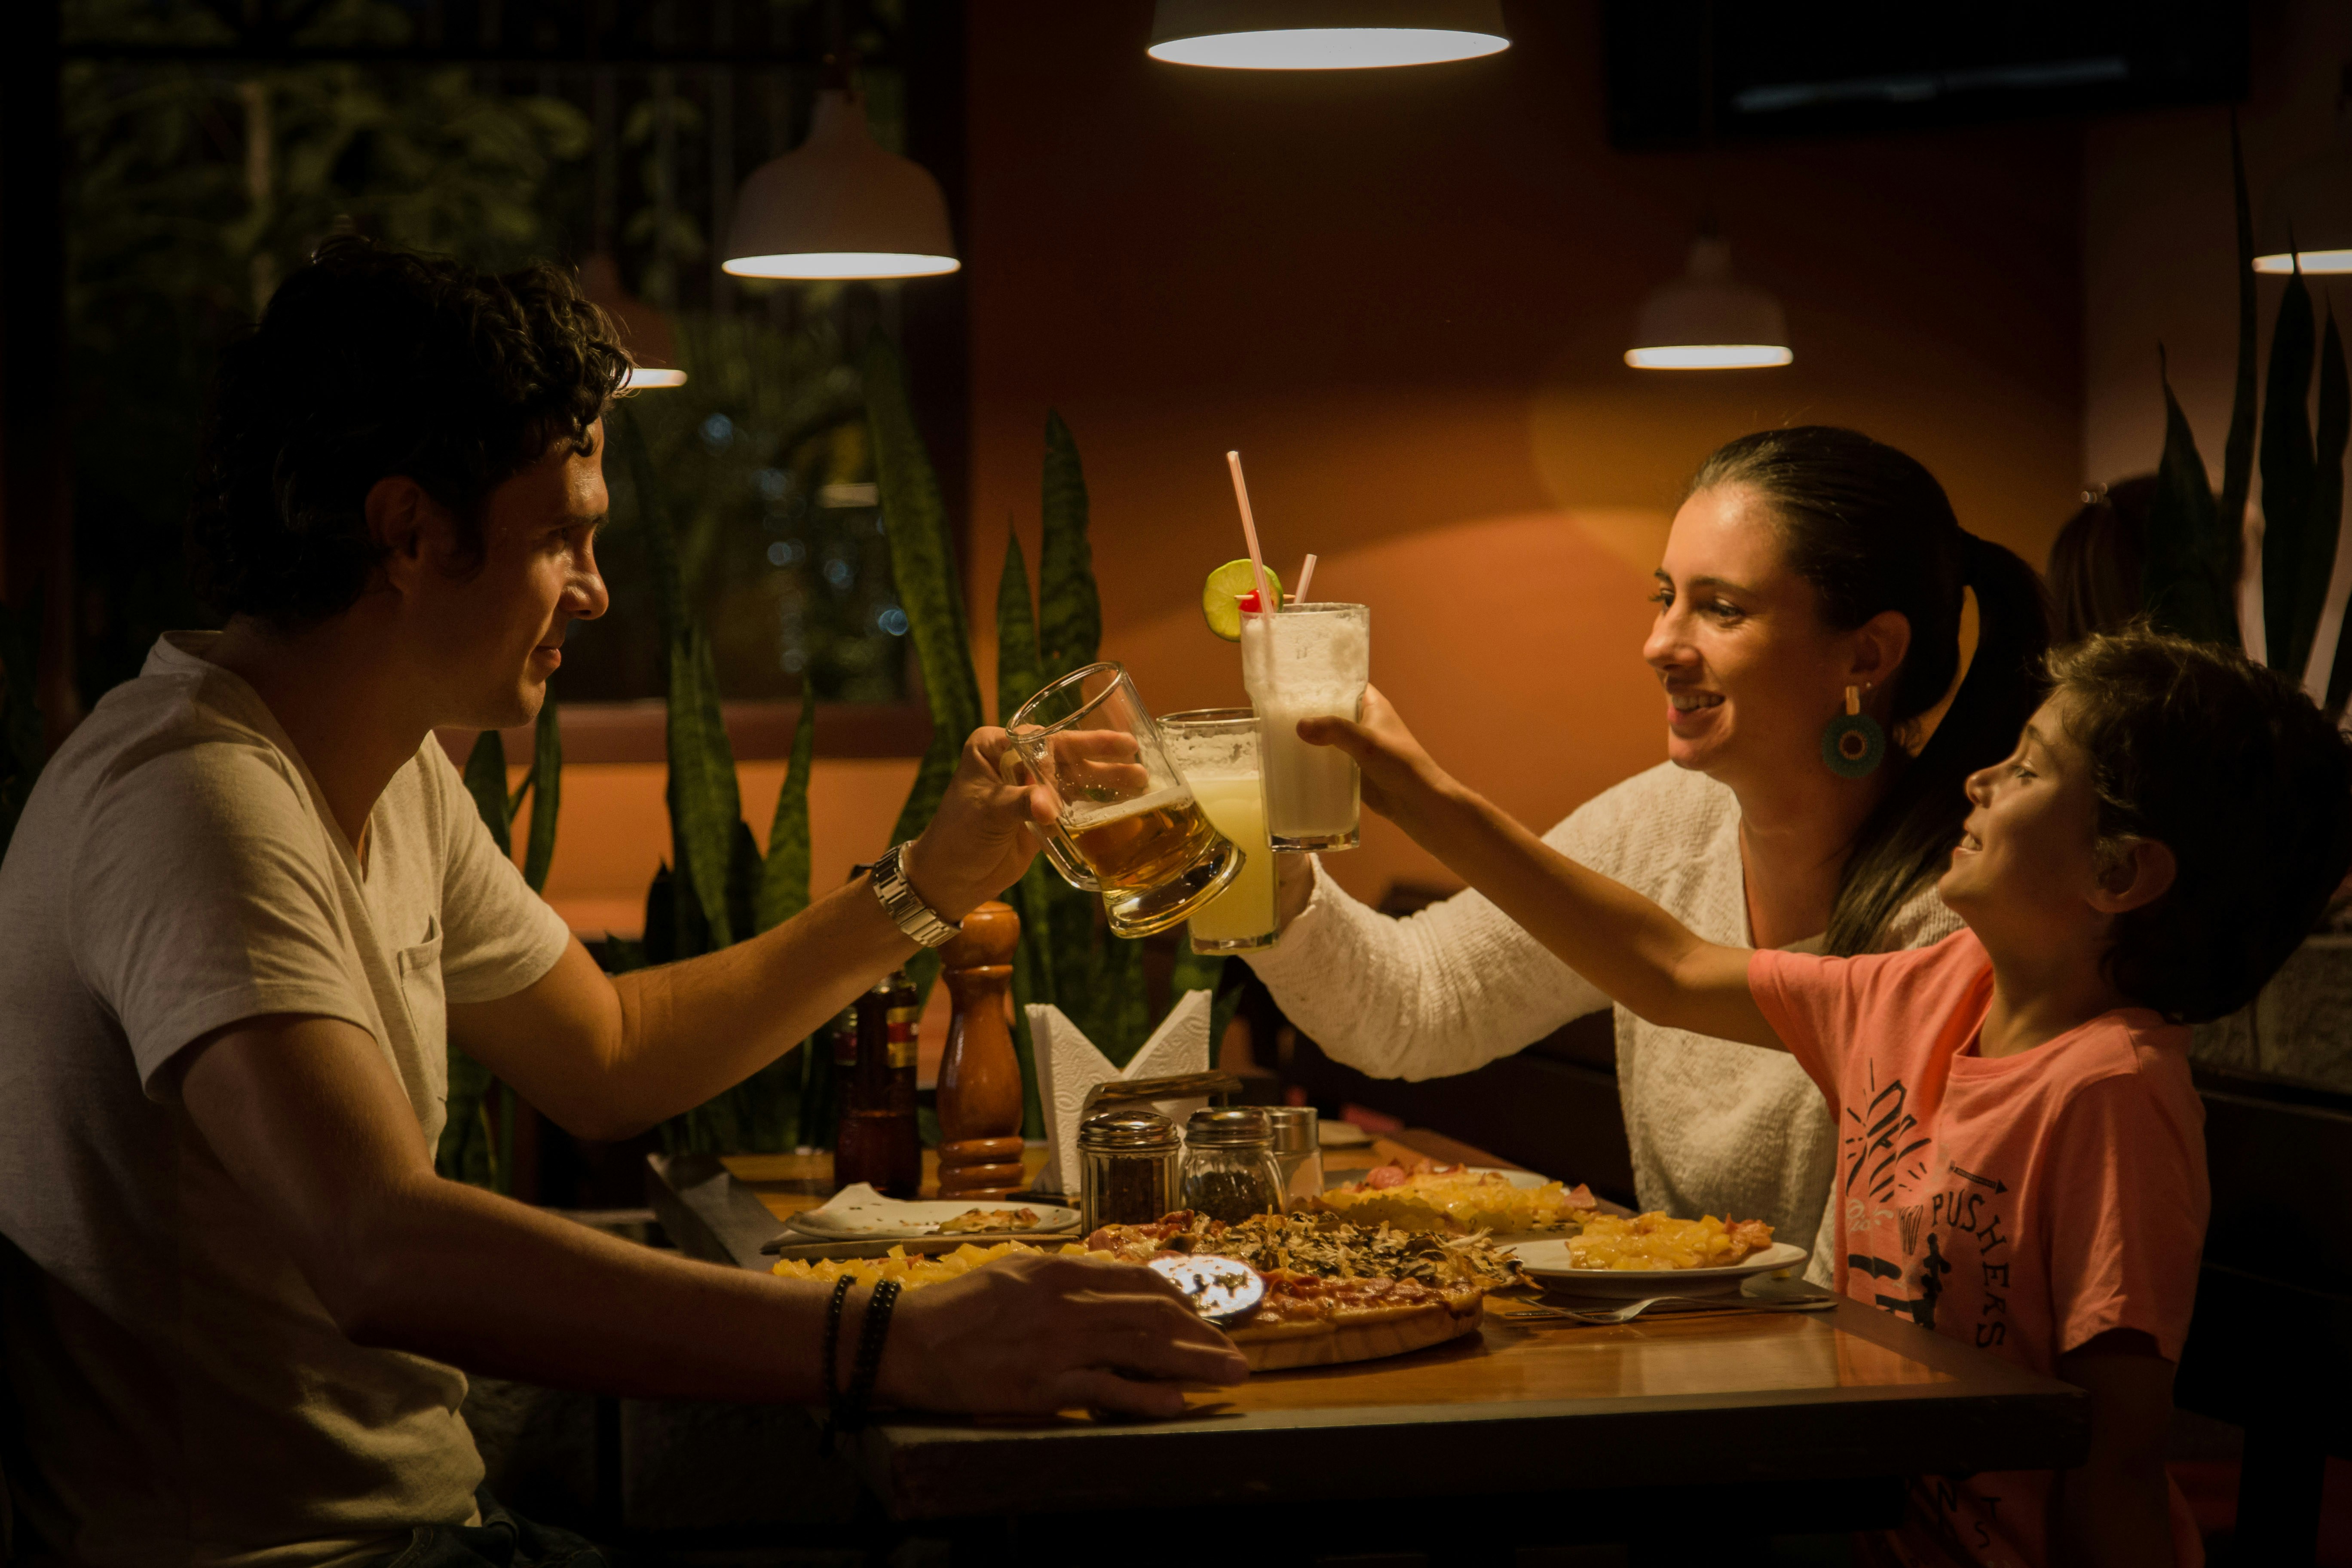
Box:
2174, 1062, 2352, 1563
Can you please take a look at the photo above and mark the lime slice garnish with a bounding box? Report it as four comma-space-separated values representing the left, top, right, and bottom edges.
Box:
1202, 560, 1283, 641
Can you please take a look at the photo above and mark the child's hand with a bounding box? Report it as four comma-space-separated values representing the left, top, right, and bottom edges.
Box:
1293, 686, 1453, 832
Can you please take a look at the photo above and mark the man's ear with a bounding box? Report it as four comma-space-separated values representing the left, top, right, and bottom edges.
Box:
365, 476, 449, 598
2089, 838, 2177, 915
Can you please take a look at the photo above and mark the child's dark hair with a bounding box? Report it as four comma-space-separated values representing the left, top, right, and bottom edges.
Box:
187, 236, 631, 629
2049, 629, 2352, 1023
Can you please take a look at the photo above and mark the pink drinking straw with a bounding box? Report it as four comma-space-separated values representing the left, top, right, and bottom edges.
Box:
1293, 553, 1318, 603
1225, 450, 1274, 612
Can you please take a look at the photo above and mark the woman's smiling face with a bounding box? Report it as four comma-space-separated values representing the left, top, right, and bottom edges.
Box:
1643, 484, 1882, 789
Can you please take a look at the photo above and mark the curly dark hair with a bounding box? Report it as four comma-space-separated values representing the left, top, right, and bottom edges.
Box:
187, 236, 631, 628
2048, 629, 2352, 1023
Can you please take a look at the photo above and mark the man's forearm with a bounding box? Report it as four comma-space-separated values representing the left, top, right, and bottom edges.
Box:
598, 876, 916, 1133
341, 1172, 839, 1401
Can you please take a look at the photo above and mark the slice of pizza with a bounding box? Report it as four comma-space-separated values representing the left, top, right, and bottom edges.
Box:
1308, 1160, 1599, 1236
1220, 1269, 1487, 1371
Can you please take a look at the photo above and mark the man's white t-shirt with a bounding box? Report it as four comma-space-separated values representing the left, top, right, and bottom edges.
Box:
0, 633, 573, 1566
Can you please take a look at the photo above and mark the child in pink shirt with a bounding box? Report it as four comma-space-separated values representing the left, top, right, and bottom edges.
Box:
1302, 630, 2352, 1567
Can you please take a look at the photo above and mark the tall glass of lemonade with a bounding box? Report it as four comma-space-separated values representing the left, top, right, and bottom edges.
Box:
1157, 709, 1276, 953
1240, 602, 1370, 852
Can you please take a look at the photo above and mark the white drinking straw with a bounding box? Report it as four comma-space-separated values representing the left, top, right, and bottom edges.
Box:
1293, 553, 1318, 604
1225, 450, 1274, 611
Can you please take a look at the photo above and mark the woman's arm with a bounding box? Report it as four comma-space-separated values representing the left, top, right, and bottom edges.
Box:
1299, 689, 1781, 1051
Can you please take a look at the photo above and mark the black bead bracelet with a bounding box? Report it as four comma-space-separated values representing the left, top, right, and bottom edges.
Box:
821, 1276, 902, 1455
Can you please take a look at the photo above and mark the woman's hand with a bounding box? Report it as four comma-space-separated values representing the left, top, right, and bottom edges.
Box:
875, 1252, 1250, 1418
903, 728, 1050, 922
1293, 685, 1456, 834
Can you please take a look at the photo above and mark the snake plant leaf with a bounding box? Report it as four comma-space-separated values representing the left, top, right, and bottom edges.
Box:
1037, 410, 1101, 684
862, 337, 983, 852
2308, 308, 2348, 702
2260, 260, 2320, 677
756, 684, 819, 934
640, 862, 677, 968
436, 1044, 496, 1184
521, 696, 562, 894
667, 624, 742, 948
2219, 111, 2260, 586
462, 729, 513, 857
995, 532, 1044, 724
2144, 349, 2238, 646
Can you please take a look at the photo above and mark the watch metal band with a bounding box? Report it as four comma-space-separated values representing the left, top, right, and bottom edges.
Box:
871, 842, 961, 949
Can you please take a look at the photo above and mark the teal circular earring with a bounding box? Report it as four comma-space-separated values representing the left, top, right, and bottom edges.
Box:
1821, 684, 1885, 779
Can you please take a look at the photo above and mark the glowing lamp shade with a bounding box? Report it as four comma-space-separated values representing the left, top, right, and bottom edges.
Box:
622, 367, 689, 389
1147, 0, 1508, 70
2252, 135, 2352, 276
1626, 236, 1792, 371
722, 90, 959, 282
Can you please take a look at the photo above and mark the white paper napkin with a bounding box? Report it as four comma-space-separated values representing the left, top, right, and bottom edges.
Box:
1029, 989, 1213, 1197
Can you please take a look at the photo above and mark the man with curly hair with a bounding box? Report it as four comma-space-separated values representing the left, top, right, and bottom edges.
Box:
0, 239, 1245, 1567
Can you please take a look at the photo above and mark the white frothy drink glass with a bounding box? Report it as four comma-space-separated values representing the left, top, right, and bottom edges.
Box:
1157, 709, 1276, 954
1006, 662, 1244, 937
1239, 602, 1369, 852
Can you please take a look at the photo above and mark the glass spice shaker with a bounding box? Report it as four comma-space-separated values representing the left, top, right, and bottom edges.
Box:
1263, 1106, 1324, 1210
1078, 1107, 1182, 1232
1181, 1107, 1286, 1223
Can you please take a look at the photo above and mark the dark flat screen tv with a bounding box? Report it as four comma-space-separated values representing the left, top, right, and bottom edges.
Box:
1604, 1, 2250, 150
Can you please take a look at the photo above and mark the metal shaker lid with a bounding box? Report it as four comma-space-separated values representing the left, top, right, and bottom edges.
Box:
1184, 1106, 1273, 1148
1262, 1106, 1320, 1153
1079, 1107, 1181, 1151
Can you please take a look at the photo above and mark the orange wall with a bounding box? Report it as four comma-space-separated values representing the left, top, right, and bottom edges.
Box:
963, 0, 2085, 905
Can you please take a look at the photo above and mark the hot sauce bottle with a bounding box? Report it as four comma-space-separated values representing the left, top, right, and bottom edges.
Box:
830, 968, 922, 1198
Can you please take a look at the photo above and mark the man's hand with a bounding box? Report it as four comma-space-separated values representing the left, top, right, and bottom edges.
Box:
903, 727, 1049, 922
1293, 685, 1458, 834
878, 1252, 1249, 1417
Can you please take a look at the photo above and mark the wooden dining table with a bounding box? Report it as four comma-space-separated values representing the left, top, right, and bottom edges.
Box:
644, 1135, 2088, 1563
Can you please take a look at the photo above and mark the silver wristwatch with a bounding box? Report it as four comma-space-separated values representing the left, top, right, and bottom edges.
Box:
869, 842, 961, 949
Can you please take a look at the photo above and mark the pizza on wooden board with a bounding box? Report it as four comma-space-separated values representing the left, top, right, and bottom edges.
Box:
1086, 1210, 1519, 1371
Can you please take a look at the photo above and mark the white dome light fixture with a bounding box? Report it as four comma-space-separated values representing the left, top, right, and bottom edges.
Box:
1626, 235, 1792, 371
579, 253, 688, 390
1147, 0, 1508, 70
2251, 126, 2352, 276
722, 89, 959, 282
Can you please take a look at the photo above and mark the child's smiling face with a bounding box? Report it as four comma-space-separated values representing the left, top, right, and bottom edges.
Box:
1939, 692, 2117, 940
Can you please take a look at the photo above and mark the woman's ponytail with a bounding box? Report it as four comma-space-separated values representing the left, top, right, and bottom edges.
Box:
1826, 533, 2051, 954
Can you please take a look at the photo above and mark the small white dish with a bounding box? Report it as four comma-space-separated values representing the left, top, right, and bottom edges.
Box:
1508, 1239, 1809, 1298
1316, 1121, 1374, 1147
785, 1184, 1081, 1241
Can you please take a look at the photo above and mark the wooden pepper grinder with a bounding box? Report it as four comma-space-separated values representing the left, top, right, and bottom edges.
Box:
936, 900, 1027, 1199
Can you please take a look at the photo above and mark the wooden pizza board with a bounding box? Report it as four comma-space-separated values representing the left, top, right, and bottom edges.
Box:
1238, 1293, 1486, 1372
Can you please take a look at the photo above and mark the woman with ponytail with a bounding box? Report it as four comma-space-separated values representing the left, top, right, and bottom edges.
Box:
1244, 427, 2050, 1281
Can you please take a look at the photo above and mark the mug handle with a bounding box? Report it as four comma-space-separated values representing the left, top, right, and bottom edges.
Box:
996, 747, 1101, 891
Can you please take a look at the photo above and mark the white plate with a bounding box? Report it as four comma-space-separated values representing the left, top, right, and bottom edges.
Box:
785, 1184, 1081, 1241
1322, 1164, 1558, 1191
1507, 1239, 1810, 1297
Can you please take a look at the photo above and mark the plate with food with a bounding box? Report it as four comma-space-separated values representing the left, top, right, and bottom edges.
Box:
783, 1184, 1079, 1242
1085, 1209, 1523, 1371
1307, 1159, 1599, 1240
1509, 1213, 1804, 1297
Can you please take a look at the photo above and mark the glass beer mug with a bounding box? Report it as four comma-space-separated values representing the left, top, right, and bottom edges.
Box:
1005, 662, 1244, 937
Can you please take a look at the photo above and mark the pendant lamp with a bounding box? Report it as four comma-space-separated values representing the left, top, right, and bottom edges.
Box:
578, 253, 687, 390
2252, 118, 2352, 276
1147, 0, 1508, 70
1625, 235, 1792, 370
722, 89, 959, 281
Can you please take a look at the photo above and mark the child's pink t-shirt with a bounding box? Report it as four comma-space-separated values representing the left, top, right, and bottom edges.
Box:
1750, 929, 2209, 1568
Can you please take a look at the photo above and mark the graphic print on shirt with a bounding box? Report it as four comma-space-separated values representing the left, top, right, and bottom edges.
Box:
1839, 1066, 2010, 1342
